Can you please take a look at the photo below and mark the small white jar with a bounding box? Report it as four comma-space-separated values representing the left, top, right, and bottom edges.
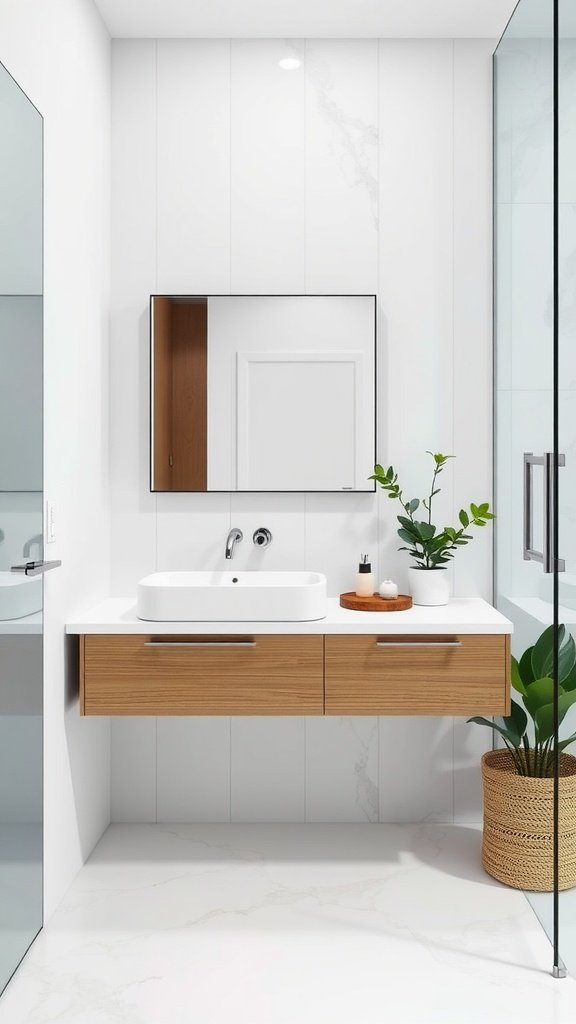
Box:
378, 579, 399, 600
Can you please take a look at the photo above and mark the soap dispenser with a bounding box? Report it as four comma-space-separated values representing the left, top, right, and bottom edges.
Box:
355, 554, 374, 597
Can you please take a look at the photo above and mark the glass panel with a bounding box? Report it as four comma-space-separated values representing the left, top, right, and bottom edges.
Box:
556, 0, 576, 979
0, 60, 43, 992
494, 0, 558, 970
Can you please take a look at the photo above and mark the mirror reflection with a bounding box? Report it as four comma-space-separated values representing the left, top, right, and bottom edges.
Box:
151, 294, 376, 492
0, 58, 43, 996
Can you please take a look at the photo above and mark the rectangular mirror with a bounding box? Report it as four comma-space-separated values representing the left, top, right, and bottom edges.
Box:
151, 294, 376, 492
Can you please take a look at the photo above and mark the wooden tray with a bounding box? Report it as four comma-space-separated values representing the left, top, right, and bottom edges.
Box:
339, 592, 413, 612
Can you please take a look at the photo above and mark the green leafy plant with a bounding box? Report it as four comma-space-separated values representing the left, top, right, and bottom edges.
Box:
370, 452, 494, 570
469, 624, 576, 777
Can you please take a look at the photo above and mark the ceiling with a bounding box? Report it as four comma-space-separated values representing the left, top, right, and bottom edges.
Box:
93, 0, 520, 39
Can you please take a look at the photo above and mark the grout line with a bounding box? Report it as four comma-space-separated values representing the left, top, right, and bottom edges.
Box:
154, 43, 160, 576
155, 39, 159, 293
155, 717, 158, 823
376, 39, 382, 827
228, 716, 233, 823
303, 493, 308, 568
303, 713, 308, 823
304, 38, 308, 295
451, 39, 456, 825
229, 39, 232, 294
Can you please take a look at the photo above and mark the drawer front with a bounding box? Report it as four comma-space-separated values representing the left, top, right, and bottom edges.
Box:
81, 634, 324, 715
325, 634, 510, 716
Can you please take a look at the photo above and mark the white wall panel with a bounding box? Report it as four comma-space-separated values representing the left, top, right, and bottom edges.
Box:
157, 718, 231, 822
231, 718, 305, 822
231, 40, 305, 294
453, 40, 495, 599
378, 40, 454, 593
111, 42, 158, 596
305, 40, 378, 294
305, 717, 378, 822
379, 718, 453, 823
0, 0, 112, 918
157, 40, 231, 294
110, 38, 495, 827
111, 719, 157, 822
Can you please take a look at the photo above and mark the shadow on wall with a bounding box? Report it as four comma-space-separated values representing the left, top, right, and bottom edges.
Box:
63, 632, 110, 862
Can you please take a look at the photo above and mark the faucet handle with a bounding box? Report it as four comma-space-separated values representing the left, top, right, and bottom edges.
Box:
253, 527, 272, 548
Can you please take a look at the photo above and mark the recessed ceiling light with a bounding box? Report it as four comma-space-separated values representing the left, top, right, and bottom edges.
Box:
278, 57, 301, 71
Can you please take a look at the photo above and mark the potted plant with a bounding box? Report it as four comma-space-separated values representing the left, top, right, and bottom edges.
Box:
469, 624, 576, 891
370, 452, 494, 605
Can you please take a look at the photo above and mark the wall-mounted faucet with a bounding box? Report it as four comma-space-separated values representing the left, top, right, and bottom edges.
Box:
225, 528, 243, 559
23, 534, 42, 559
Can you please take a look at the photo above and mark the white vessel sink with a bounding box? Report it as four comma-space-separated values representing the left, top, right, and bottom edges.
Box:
0, 571, 42, 621
137, 570, 327, 622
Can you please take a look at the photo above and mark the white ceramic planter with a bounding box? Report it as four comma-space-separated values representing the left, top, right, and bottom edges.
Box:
407, 566, 450, 606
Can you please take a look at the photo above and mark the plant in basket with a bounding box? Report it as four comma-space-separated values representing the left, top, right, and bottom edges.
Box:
468, 624, 576, 891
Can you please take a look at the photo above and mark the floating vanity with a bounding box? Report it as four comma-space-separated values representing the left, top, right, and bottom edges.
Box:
66, 598, 512, 719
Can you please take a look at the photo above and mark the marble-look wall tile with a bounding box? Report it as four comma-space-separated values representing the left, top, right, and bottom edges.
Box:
378, 41, 454, 592
229, 493, 306, 572
157, 718, 231, 822
305, 493, 378, 598
560, 42, 576, 205
511, 203, 553, 393
453, 719, 491, 823
379, 717, 453, 823
305, 40, 378, 294
111, 719, 157, 822
156, 492, 231, 572
305, 717, 379, 822
157, 40, 231, 294
231, 718, 305, 822
559, 391, 576, 575
230, 40, 305, 294
0, 717, 42, 823
453, 40, 494, 600
109, 39, 495, 826
494, 390, 513, 602
110, 43, 158, 594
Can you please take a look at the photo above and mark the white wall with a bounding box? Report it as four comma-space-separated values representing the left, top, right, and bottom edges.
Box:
0, 0, 112, 917
110, 38, 495, 825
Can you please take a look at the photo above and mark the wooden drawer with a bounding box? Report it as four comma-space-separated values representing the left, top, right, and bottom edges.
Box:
324, 634, 510, 716
80, 634, 324, 716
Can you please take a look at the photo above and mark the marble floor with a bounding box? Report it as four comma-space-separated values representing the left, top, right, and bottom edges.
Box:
0, 823, 576, 1024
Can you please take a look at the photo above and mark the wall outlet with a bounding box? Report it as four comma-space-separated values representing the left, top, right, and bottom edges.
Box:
45, 500, 56, 544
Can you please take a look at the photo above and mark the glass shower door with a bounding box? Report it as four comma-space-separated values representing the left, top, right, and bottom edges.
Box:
0, 60, 43, 990
494, 0, 561, 975
556, 0, 576, 980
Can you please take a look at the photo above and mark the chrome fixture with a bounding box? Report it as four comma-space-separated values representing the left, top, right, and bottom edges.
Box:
10, 560, 62, 576
225, 528, 243, 559
253, 527, 272, 548
523, 452, 566, 573
23, 533, 42, 559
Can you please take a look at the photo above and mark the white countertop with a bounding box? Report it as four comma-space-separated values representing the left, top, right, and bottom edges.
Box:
66, 597, 512, 635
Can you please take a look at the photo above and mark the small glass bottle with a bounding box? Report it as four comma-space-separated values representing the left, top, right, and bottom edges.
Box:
355, 555, 374, 597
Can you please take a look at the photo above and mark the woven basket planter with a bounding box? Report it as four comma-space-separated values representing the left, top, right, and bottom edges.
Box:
481, 749, 576, 891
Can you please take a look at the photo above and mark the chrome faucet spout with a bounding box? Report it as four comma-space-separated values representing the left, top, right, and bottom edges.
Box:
225, 528, 243, 559
23, 533, 42, 559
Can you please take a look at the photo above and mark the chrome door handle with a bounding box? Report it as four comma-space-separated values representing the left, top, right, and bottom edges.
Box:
144, 640, 256, 647
523, 452, 565, 573
10, 560, 62, 576
376, 641, 461, 648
